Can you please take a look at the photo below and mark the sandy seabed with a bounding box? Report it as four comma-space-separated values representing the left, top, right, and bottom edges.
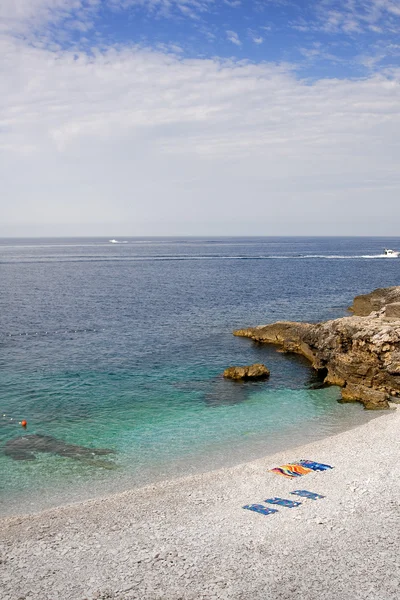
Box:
1, 408, 399, 600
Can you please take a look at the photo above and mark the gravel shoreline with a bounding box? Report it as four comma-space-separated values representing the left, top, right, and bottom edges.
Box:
1, 408, 399, 600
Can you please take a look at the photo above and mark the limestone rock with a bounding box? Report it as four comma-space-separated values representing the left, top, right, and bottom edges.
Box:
385, 302, 400, 319
234, 287, 400, 409
223, 363, 270, 380
350, 287, 400, 316
340, 385, 389, 410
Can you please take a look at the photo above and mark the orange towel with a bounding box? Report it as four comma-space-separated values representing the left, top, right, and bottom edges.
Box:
269, 463, 313, 478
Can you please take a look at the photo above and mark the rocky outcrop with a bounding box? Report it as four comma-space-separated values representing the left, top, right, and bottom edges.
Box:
234, 287, 400, 409
223, 363, 270, 380
350, 286, 400, 316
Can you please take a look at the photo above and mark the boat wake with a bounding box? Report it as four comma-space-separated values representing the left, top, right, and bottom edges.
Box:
361, 253, 399, 259
2, 254, 399, 264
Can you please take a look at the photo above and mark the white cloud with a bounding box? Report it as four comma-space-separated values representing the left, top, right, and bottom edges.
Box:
0, 0, 216, 40
1, 34, 400, 235
317, 0, 400, 34
116, 0, 216, 19
289, 1, 400, 36
0, 0, 100, 35
356, 39, 400, 70
358, 53, 385, 68
3, 0, 400, 43
299, 43, 322, 59
226, 29, 241, 45
248, 28, 264, 44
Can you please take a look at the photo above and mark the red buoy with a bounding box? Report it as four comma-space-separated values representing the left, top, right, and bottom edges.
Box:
21, 420, 27, 428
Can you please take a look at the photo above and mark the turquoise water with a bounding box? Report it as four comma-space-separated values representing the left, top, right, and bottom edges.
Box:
1, 237, 397, 515
0, 383, 376, 515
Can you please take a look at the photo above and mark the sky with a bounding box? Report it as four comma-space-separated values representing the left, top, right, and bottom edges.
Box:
1, 0, 400, 236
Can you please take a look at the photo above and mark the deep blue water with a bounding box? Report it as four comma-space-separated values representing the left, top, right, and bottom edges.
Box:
1, 237, 399, 515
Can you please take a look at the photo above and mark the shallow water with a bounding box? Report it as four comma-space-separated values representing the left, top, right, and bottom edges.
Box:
1, 236, 398, 515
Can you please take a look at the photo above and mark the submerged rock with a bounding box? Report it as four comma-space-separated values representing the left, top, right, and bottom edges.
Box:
223, 363, 270, 380
204, 376, 252, 406
4, 434, 116, 467
234, 287, 400, 410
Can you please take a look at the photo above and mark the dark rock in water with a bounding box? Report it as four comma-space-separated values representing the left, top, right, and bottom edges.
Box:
223, 363, 270, 380
4, 434, 116, 466
234, 286, 400, 410
204, 376, 252, 407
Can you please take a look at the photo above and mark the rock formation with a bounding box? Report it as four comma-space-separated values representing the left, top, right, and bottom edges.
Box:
234, 287, 400, 410
350, 286, 400, 316
223, 363, 270, 380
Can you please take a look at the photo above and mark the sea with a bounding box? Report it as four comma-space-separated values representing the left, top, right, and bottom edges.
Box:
1, 237, 399, 516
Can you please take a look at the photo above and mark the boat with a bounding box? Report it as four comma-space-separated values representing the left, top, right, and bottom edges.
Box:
383, 248, 400, 257
109, 239, 118, 243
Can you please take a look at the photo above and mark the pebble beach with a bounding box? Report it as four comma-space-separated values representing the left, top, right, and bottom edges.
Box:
1, 406, 399, 600
3, 0, 400, 593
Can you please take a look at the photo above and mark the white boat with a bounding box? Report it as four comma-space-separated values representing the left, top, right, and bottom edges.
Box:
109, 239, 118, 243
383, 248, 400, 258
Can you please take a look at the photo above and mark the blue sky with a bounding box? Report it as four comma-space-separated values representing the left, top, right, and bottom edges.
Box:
1, 0, 400, 235
17, 0, 400, 76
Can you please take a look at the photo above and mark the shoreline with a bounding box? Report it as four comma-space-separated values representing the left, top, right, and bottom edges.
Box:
1, 407, 399, 599
0, 398, 380, 519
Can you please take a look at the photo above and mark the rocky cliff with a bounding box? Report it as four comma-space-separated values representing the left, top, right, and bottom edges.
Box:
234, 287, 400, 409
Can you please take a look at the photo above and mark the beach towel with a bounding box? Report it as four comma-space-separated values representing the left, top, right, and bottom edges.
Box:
290, 490, 325, 500
298, 460, 333, 471
243, 504, 278, 516
264, 497, 301, 508
269, 463, 313, 478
